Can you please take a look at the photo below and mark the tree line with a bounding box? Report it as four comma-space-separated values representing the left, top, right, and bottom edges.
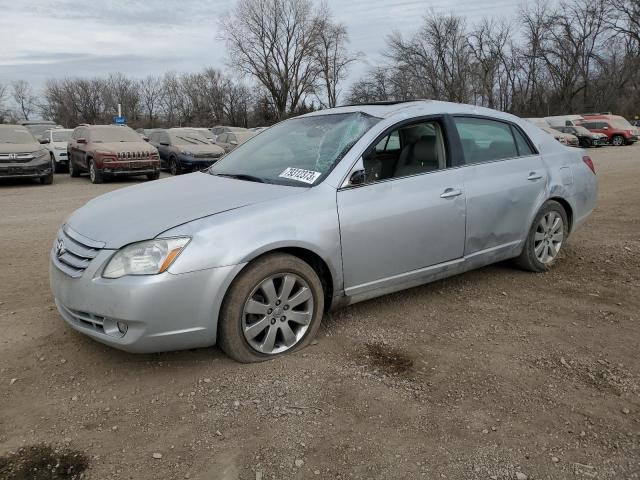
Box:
1, 0, 639, 128
348, 0, 640, 119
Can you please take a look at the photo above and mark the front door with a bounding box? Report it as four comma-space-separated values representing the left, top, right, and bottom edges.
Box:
337, 119, 466, 296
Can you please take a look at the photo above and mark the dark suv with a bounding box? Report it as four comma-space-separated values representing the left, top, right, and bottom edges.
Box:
0, 124, 53, 184
148, 128, 224, 175
67, 125, 160, 183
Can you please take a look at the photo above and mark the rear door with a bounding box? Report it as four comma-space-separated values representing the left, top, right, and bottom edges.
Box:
453, 116, 547, 256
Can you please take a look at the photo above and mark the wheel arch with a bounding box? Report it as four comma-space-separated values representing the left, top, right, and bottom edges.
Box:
548, 196, 574, 234
226, 244, 337, 312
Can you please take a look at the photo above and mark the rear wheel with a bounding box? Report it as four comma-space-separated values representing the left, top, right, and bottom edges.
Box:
218, 253, 324, 363
515, 200, 568, 272
89, 159, 103, 184
612, 135, 625, 146
580, 137, 592, 148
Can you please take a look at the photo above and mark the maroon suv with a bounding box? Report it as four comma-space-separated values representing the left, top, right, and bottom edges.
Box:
67, 125, 160, 183
579, 115, 639, 146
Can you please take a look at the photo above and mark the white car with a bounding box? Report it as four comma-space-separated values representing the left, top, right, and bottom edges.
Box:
40, 128, 73, 172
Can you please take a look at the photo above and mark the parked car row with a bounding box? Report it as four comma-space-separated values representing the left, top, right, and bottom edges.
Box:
533, 113, 639, 147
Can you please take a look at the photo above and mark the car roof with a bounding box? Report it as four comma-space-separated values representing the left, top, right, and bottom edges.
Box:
300, 99, 524, 124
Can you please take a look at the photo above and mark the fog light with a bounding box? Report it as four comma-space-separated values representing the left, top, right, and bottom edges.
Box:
117, 321, 128, 335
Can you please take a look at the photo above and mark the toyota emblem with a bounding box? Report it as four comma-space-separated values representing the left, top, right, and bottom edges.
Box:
55, 239, 66, 258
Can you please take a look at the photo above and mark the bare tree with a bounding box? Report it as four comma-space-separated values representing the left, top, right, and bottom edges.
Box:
222, 0, 323, 118
139, 75, 164, 127
314, 7, 359, 107
11, 80, 37, 120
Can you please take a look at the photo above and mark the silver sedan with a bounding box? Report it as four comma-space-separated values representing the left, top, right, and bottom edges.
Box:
50, 101, 598, 362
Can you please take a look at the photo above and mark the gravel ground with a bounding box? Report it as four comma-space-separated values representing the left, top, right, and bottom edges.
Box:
1, 145, 639, 480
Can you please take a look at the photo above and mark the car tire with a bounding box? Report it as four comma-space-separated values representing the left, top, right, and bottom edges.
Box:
612, 135, 625, 147
40, 170, 54, 185
169, 156, 181, 176
218, 253, 325, 363
89, 159, 103, 184
147, 171, 160, 181
50, 153, 57, 173
515, 200, 568, 273
580, 138, 592, 148
69, 158, 79, 177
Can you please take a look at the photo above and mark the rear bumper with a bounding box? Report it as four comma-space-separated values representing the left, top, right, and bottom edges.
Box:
0, 157, 51, 178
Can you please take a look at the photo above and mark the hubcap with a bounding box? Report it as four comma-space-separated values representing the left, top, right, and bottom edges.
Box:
242, 273, 314, 355
613, 136, 623, 146
89, 163, 95, 181
534, 211, 564, 264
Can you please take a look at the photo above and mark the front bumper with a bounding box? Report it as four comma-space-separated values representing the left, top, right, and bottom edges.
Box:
49, 248, 245, 353
101, 159, 160, 176
178, 155, 221, 169
0, 156, 51, 179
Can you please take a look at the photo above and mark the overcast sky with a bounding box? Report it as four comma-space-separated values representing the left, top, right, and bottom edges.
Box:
0, 0, 522, 90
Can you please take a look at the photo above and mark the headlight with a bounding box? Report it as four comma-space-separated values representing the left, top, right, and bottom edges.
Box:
33, 148, 49, 158
102, 237, 191, 279
181, 150, 194, 156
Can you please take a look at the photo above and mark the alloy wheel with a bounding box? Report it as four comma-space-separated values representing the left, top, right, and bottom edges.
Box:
242, 273, 314, 355
612, 136, 624, 146
534, 211, 564, 264
89, 162, 96, 182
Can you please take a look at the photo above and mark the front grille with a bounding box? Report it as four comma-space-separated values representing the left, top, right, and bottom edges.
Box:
52, 227, 103, 278
0, 153, 34, 164
58, 302, 106, 333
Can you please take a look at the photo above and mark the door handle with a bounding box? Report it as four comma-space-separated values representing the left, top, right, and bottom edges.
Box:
527, 172, 543, 181
440, 188, 462, 199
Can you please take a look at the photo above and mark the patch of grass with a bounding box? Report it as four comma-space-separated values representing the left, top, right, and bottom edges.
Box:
0, 444, 89, 480
364, 342, 414, 375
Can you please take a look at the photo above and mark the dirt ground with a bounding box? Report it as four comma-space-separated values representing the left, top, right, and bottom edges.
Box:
1, 145, 639, 480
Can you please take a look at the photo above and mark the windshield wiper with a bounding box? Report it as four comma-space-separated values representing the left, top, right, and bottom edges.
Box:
213, 173, 265, 183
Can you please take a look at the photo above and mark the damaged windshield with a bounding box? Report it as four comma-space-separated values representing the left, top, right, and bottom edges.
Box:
209, 112, 380, 186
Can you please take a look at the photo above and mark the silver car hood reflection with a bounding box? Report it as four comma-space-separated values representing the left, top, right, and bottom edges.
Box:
66, 172, 304, 248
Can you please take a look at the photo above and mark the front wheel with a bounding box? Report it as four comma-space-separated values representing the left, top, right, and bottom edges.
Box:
515, 200, 568, 272
218, 253, 324, 363
69, 158, 79, 177
169, 157, 181, 176
89, 160, 103, 184
612, 135, 625, 147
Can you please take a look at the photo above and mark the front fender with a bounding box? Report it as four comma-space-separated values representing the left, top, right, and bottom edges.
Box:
161, 183, 343, 292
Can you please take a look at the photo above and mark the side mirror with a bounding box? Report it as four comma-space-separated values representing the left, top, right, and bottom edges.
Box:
39, 138, 50, 144
349, 169, 366, 186
142, 136, 149, 142
603, 126, 608, 130
77, 138, 87, 144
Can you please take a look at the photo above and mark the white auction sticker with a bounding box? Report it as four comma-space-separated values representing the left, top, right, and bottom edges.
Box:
278, 167, 322, 184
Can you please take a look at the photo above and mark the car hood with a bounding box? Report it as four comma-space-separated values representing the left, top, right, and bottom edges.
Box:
0, 143, 41, 154
66, 172, 305, 248
94, 141, 157, 153
178, 144, 224, 155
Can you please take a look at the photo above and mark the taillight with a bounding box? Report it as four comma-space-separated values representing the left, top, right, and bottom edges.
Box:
582, 155, 596, 174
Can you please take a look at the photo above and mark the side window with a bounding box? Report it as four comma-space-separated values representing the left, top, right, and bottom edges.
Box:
71, 129, 78, 140
364, 120, 447, 183
217, 133, 227, 143
228, 134, 237, 143
159, 132, 170, 144
511, 126, 535, 156
375, 131, 400, 152
454, 117, 519, 164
